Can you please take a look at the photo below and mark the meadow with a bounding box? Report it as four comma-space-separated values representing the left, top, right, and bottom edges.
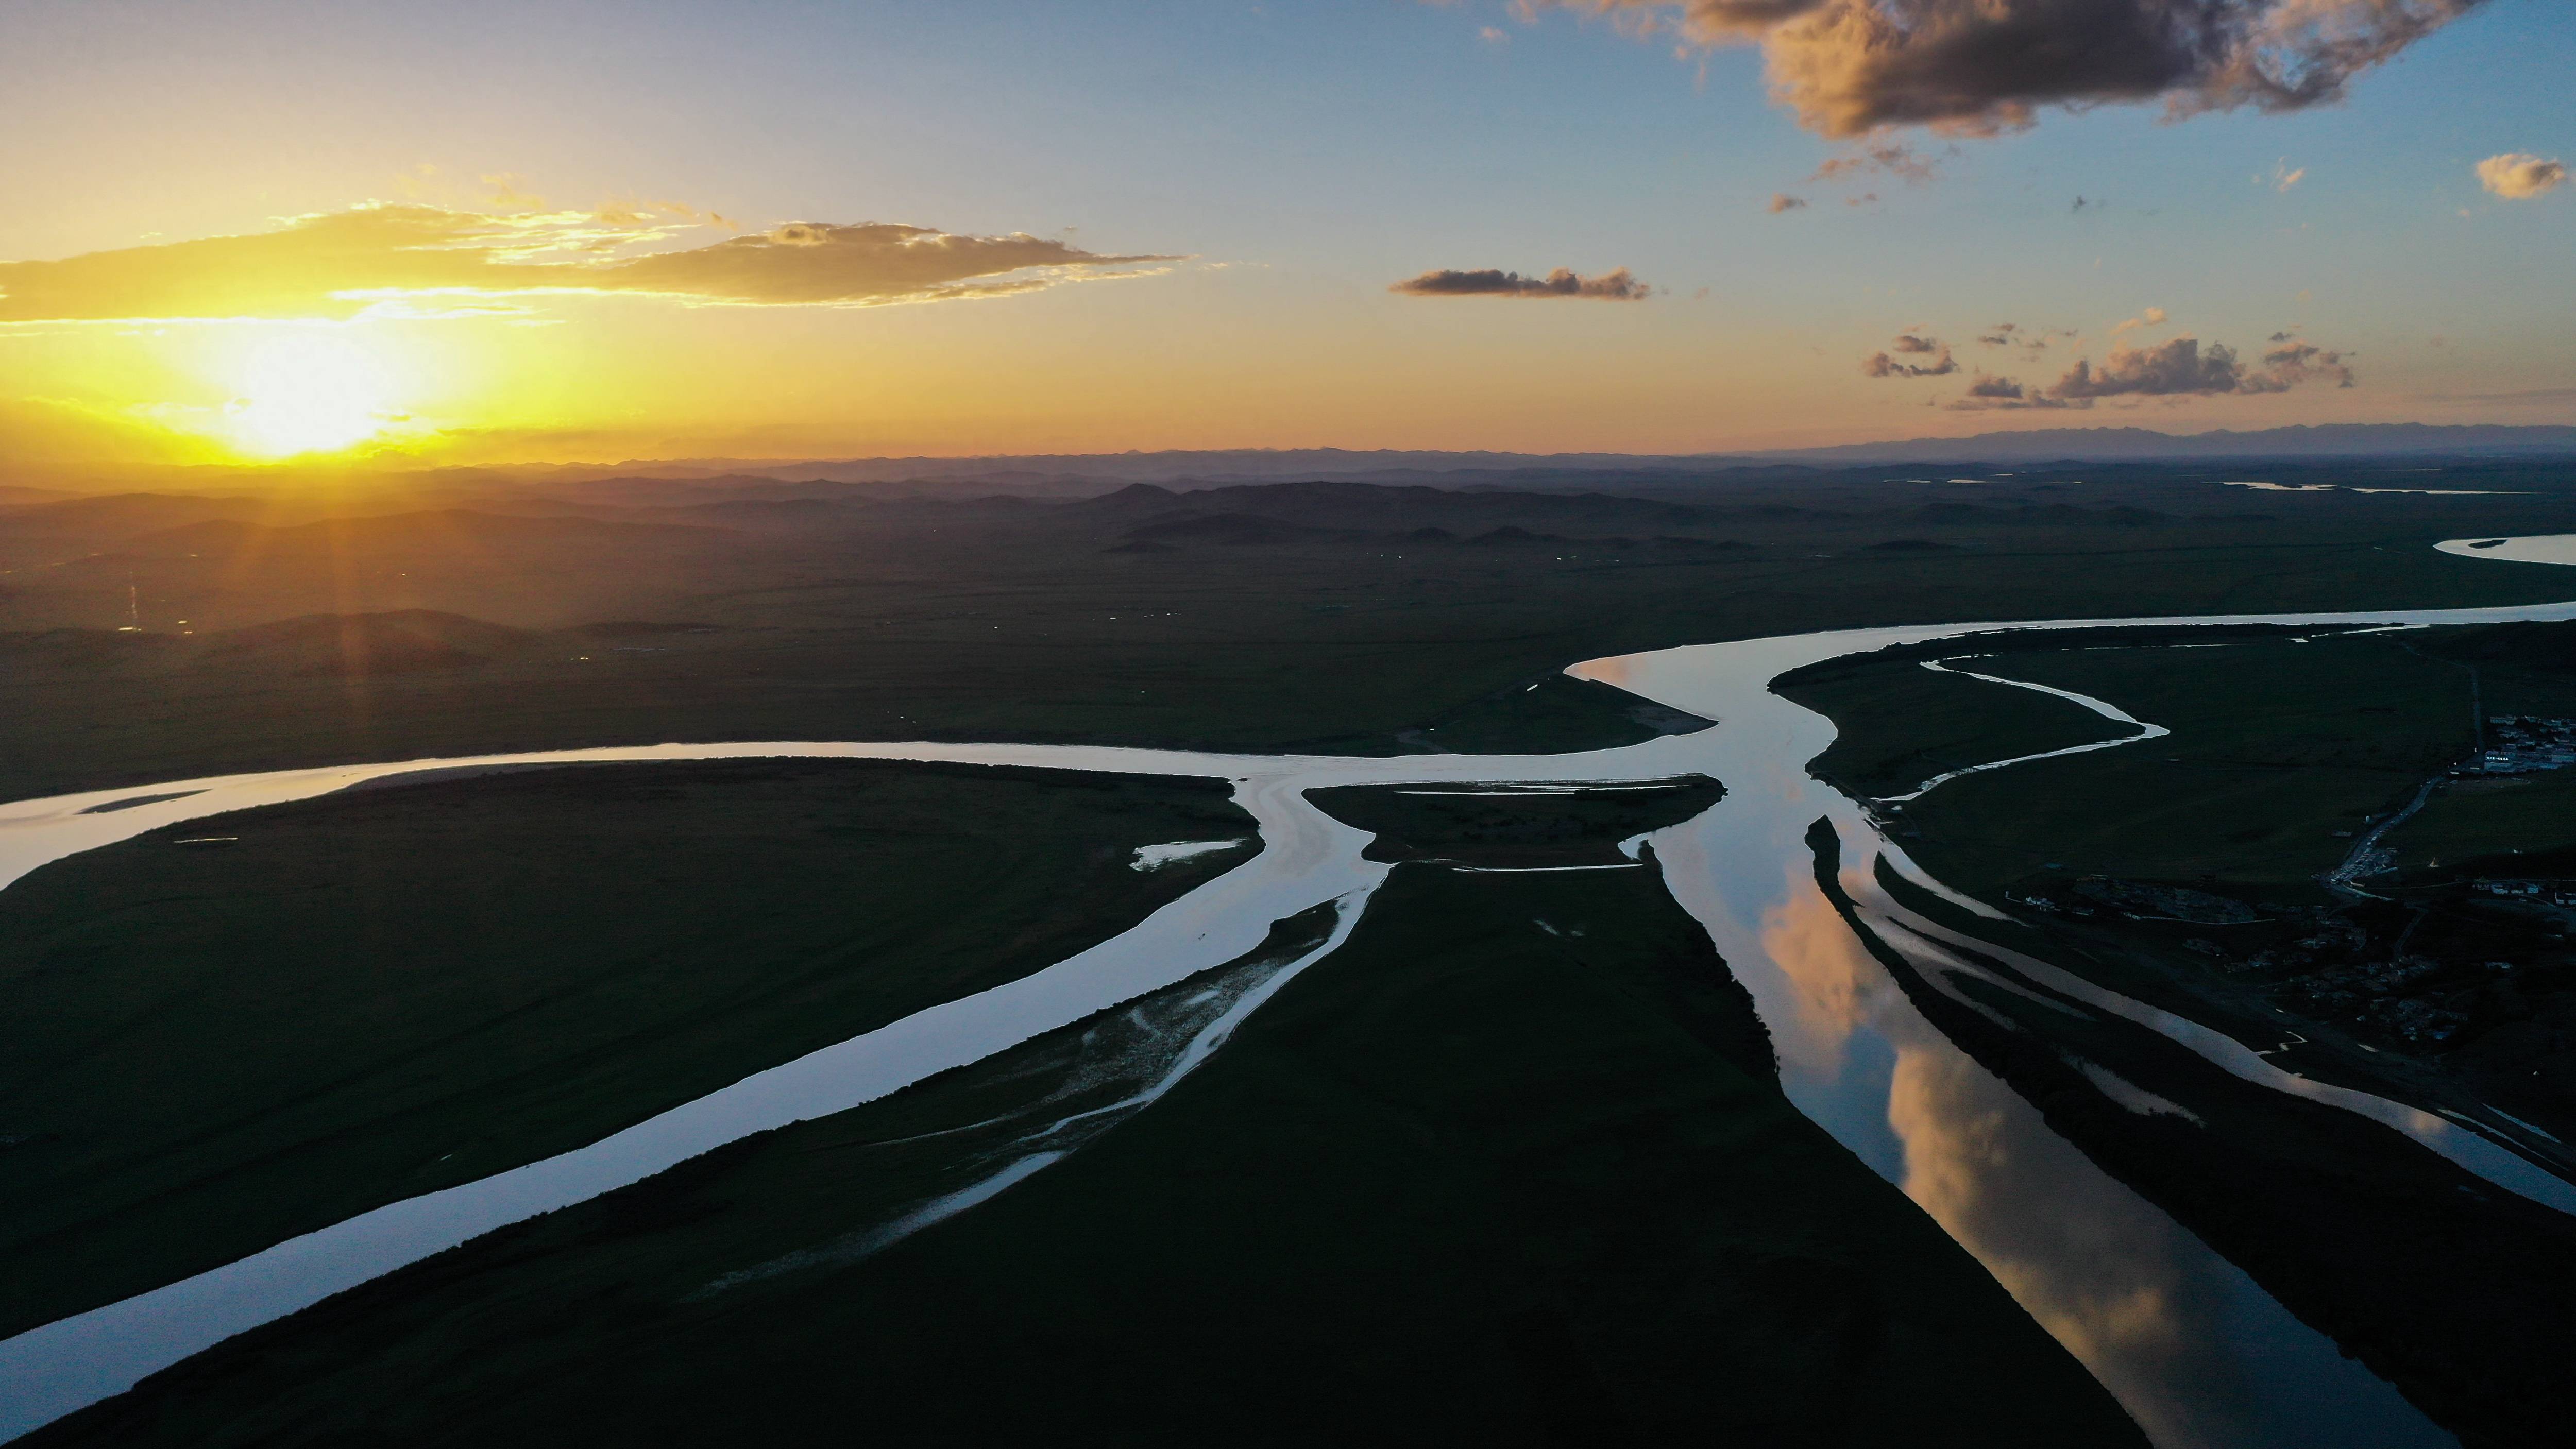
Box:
6, 463, 2575, 804
1782, 626, 2514, 897
0, 759, 1250, 1338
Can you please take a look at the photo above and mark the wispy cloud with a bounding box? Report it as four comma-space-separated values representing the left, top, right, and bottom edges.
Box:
2420, 386, 2576, 405
1389, 266, 1652, 299
1811, 142, 1937, 182
2109, 306, 2167, 339
2477, 152, 2568, 200
1977, 321, 2075, 356
480, 173, 546, 208
0, 204, 1178, 324
1514, 2, 2480, 138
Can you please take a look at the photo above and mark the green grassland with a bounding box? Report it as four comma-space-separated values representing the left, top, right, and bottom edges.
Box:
1402, 672, 1710, 754
1308, 777, 1726, 867
1850, 631, 2485, 895
1319, 782, 1721, 875
1781, 638, 2162, 802
5, 470, 2574, 804
31, 864, 2144, 1449
2384, 621, 2576, 872
0, 759, 1251, 1338
1831, 625, 2576, 899
1778, 621, 2576, 1122
2388, 772, 2576, 871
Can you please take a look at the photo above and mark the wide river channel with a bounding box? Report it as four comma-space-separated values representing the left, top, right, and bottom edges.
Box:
6, 543, 2576, 1446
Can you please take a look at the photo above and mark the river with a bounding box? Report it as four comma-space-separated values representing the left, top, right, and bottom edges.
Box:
4, 540, 2575, 1445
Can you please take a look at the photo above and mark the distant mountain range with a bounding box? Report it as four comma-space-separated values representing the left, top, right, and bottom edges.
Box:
453, 449, 1709, 486
21, 424, 2575, 501
560, 424, 2576, 480
1747, 423, 2576, 465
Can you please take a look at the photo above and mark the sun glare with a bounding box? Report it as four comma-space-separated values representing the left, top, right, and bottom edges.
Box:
224, 332, 400, 457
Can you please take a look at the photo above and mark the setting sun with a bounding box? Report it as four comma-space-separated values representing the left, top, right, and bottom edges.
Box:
222, 332, 399, 457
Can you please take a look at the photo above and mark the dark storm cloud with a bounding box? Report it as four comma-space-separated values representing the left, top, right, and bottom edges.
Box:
1524, 2, 2484, 138
1389, 267, 1652, 299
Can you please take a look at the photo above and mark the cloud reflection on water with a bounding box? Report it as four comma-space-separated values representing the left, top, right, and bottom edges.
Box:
1727, 839, 2449, 1447
1758, 875, 1878, 1080
1881, 1025, 2266, 1447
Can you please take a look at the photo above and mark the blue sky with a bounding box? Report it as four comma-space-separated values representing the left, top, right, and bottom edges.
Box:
1, 1, 2568, 458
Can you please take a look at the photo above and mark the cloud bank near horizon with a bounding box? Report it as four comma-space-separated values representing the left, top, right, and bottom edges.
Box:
1952, 335, 2355, 409
0, 204, 1178, 324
